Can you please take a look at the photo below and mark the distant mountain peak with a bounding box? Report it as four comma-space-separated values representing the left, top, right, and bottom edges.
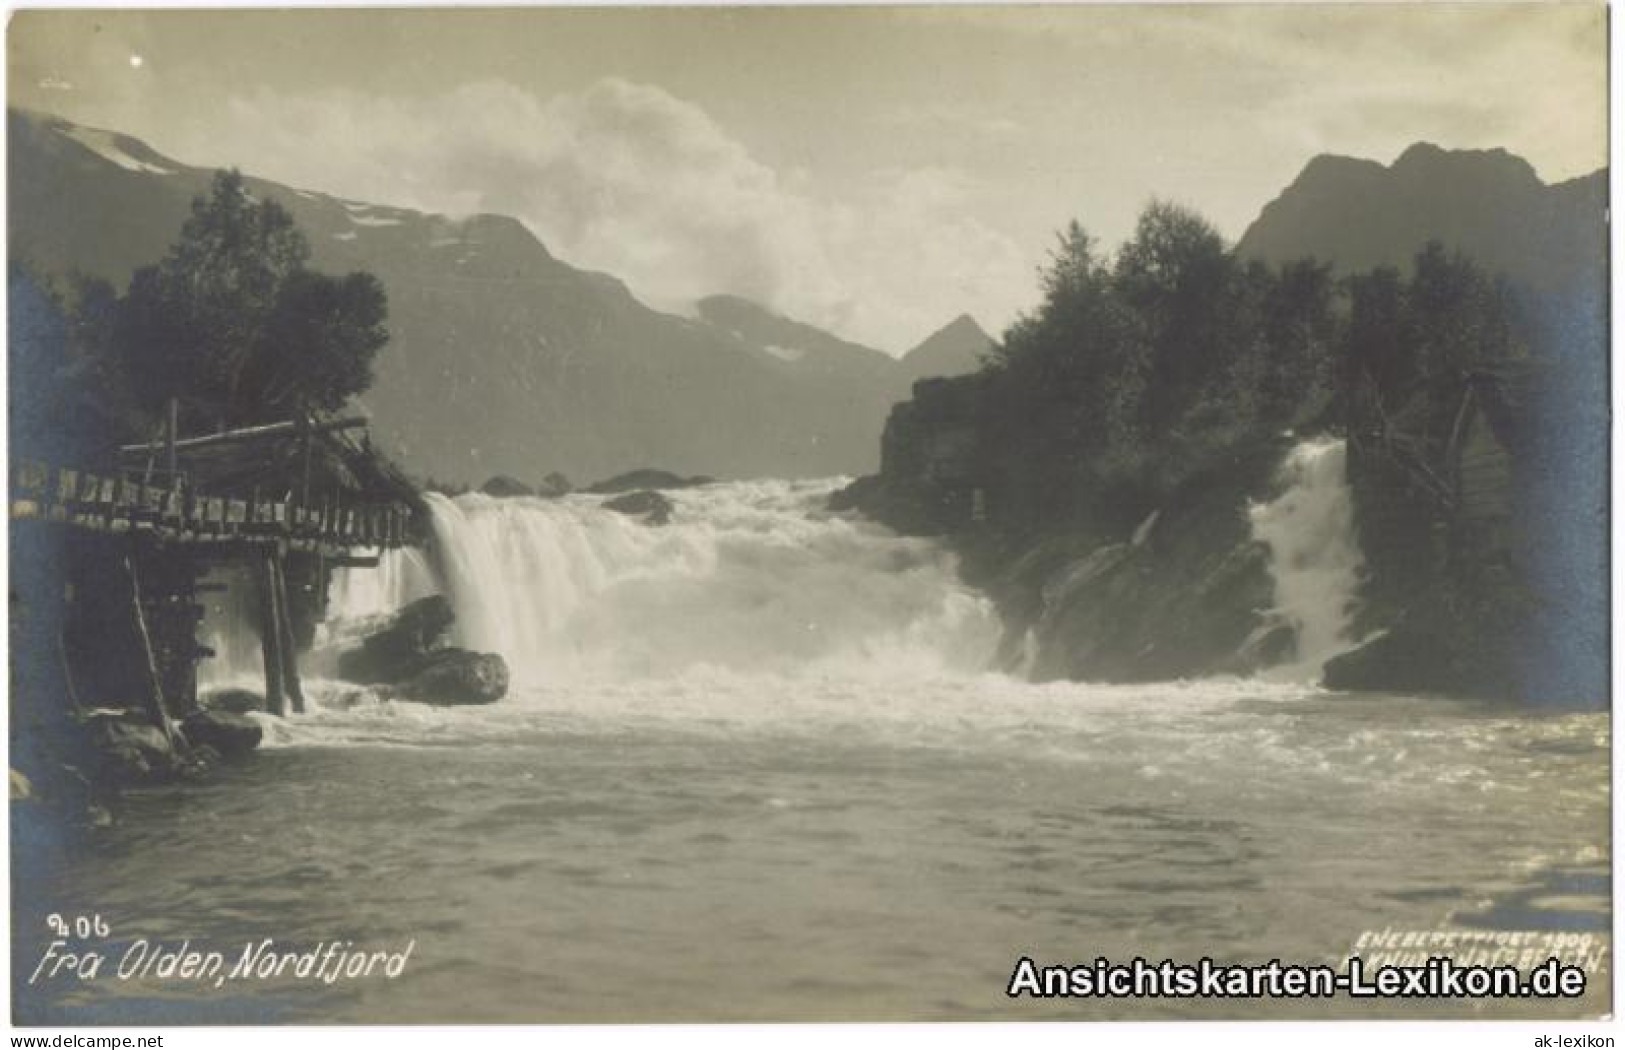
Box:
1393, 140, 1446, 163
901, 314, 994, 381
1236, 141, 1604, 301
1390, 140, 1539, 185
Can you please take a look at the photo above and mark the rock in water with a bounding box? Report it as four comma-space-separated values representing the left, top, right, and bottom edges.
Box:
603, 489, 674, 525
394, 649, 509, 705
480, 474, 536, 498
1320, 623, 1470, 695
83, 711, 176, 783
338, 595, 457, 684
585, 469, 711, 494
181, 710, 264, 758
538, 472, 574, 497
200, 687, 265, 714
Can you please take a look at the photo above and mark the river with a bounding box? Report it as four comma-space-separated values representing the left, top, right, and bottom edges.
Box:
13, 466, 1610, 1022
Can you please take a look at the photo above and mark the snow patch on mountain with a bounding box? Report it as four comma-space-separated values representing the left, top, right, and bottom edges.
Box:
59, 125, 172, 175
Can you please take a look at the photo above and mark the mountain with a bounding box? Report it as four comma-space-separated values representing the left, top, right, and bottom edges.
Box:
697, 294, 896, 376
1236, 142, 1607, 301
900, 314, 995, 382
8, 109, 960, 484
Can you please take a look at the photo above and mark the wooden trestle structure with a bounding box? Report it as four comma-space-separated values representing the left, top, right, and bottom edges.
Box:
9, 410, 422, 737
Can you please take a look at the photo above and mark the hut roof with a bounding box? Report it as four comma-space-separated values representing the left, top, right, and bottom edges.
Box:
1466, 359, 1538, 454
117, 415, 419, 508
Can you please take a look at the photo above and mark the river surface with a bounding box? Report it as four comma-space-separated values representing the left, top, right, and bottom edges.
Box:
12, 475, 1611, 1022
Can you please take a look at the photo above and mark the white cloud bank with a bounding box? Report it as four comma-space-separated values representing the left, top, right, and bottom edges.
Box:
198, 78, 1031, 353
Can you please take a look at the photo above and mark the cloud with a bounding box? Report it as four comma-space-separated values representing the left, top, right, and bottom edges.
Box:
179, 78, 1029, 351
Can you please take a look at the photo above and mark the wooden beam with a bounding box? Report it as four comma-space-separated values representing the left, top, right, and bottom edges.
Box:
166, 397, 178, 480
256, 552, 287, 717
123, 555, 181, 750
119, 415, 368, 458
271, 547, 307, 716
328, 554, 381, 568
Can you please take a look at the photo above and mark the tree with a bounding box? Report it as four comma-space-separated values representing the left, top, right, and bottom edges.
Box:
109, 169, 388, 431
245, 269, 388, 416
1112, 201, 1233, 436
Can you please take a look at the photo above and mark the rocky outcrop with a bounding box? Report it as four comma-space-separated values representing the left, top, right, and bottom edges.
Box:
392, 650, 509, 706
840, 367, 1293, 682
832, 375, 991, 537
602, 489, 674, 525
985, 445, 1286, 682
334, 594, 509, 705
538, 472, 574, 498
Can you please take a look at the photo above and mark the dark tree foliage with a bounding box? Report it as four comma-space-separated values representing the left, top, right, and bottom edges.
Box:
64, 170, 388, 438
984, 202, 1340, 516
1345, 241, 1524, 464
977, 203, 1527, 541
8, 264, 137, 461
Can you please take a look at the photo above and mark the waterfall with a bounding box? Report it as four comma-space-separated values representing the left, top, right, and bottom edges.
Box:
327, 545, 441, 623
326, 481, 1001, 686
221, 457, 1365, 700
195, 563, 265, 690
1248, 437, 1365, 677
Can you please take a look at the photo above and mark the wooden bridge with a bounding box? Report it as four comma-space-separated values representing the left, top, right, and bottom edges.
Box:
9, 457, 415, 559
11, 411, 426, 727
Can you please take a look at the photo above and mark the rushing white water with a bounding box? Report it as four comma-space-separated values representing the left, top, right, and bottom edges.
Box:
34, 461, 1611, 1026
326, 544, 440, 624
195, 563, 265, 690
1248, 437, 1365, 675
250, 440, 1363, 718
326, 479, 1002, 687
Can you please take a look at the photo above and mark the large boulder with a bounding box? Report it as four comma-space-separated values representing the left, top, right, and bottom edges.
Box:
83, 711, 176, 784
480, 474, 536, 498
585, 469, 712, 494
199, 687, 265, 715
603, 489, 674, 525
181, 709, 263, 758
393, 649, 509, 706
338, 595, 456, 684
1320, 618, 1490, 697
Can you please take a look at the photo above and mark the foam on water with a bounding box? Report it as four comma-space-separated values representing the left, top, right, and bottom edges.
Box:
269, 442, 1369, 748
331, 479, 1001, 685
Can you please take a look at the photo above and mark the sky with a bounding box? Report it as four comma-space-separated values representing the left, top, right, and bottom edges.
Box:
9, 5, 1608, 353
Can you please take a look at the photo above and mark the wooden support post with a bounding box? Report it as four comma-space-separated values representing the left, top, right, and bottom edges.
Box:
124, 555, 181, 749
270, 546, 307, 715
299, 412, 313, 510
166, 397, 179, 482
257, 552, 287, 717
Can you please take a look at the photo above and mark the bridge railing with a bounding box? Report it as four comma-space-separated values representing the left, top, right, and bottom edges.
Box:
8, 459, 416, 551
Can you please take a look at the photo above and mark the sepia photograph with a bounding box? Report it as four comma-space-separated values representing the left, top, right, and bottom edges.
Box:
4, 2, 1612, 1031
